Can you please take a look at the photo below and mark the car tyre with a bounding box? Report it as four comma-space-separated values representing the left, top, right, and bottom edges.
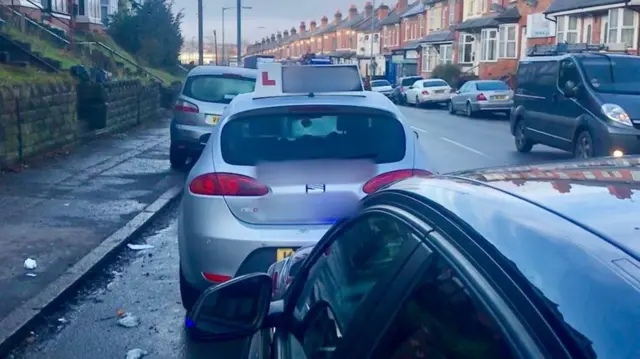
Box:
574, 130, 595, 159
448, 101, 455, 114
170, 143, 187, 169
180, 266, 200, 312
514, 120, 534, 153
465, 102, 475, 118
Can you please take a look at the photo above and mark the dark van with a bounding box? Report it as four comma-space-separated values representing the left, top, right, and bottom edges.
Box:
510, 44, 640, 159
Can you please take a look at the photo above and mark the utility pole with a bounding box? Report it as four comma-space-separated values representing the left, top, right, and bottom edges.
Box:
236, 0, 242, 64
222, 7, 229, 66
369, 0, 376, 84
214, 30, 218, 65
197, 0, 204, 65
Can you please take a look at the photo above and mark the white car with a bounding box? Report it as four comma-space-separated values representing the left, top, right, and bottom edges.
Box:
370, 79, 393, 99
405, 78, 453, 106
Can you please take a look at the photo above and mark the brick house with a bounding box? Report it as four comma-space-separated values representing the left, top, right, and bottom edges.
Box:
379, 0, 417, 80
544, 0, 640, 55
419, 0, 458, 77
308, 16, 329, 54
393, 0, 426, 77
328, 4, 364, 63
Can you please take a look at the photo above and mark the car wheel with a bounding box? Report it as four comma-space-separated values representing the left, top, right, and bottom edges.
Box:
574, 130, 595, 159
514, 120, 534, 153
448, 101, 455, 114
180, 267, 200, 312
170, 143, 188, 169
465, 102, 475, 118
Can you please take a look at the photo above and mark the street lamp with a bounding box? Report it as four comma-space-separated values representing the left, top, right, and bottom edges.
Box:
222, 5, 251, 66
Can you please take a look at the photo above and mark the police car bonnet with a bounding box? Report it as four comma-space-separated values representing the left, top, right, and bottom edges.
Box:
253, 62, 364, 98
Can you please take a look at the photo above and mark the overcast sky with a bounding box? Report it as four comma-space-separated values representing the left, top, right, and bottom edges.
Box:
177, 0, 371, 44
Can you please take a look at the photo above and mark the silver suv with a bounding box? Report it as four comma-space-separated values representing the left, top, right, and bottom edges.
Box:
170, 66, 257, 168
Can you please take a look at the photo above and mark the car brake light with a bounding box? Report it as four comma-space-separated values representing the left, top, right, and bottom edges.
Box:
362, 169, 433, 194
189, 173, 269, 196
202, 272, 231, 283
422, 90, 429, 95
476, 93, 487, 101
175, 100, 199, 113
399, 87, 404, 93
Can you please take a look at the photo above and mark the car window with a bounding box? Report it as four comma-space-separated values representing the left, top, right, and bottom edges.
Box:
460, 82, 473, 93
476, 81, 509, 91
371, 80, 391, 87
371, 249, 518, 359
402, 77, 422, 86
517, 61, 558, 96
423, 80, 449, 87
291, 213, 418, 359
558, 59, 581, 92
412, 81, 422, 88
183, 74, 255, 104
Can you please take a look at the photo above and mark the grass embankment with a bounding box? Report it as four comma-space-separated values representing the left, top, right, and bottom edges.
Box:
2, 26, 181, 84
0, 64, 71, 85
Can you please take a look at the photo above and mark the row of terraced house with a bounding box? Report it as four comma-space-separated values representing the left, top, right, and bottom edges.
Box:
246, 0, 640, 83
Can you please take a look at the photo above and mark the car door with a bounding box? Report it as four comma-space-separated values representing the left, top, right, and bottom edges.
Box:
406, 80, 422, 104
270, 209, 427, 359
455, 82, 473, 109
551, 58, 586, 149
451, 82, 467, 110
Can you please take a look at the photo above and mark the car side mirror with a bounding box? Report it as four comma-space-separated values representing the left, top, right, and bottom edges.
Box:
563, 81, 577, 98
186, 273, 272, 341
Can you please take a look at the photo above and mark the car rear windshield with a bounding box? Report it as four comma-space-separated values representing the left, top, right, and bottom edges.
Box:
401, 77, 422, 86
221, 107, 406, 166
476, 81, 509, 91
422, 80, 448, 87
183, 74, 255, 104
371, 80, 391, 87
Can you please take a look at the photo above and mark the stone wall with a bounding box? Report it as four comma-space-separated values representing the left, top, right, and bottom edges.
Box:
1, 79, 163, 169
0, 80, 77, 168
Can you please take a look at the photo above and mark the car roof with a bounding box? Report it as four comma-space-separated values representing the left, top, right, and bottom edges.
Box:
520, 52, 637, 63
383, 157, 640, 359
187, 65, 258, 78
225, 91, 401, 117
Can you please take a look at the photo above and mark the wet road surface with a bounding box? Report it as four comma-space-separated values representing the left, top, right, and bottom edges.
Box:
6, 105, 574, 359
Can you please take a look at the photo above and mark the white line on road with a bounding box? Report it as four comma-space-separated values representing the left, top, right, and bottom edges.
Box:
439, 137, 493, 158
411, 126, 428, 133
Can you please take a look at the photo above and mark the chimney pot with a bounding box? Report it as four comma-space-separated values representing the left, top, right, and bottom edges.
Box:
377, 3, 390, 19
299, 21, 306, 33
334, 10, 342, 24
283, 29, 289, 36
395, 0, 408, 12
348, 5, 358, 19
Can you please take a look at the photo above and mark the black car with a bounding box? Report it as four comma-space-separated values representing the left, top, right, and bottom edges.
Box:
187, 156, 640, 359
511, 43, 640, 159
391, 76, 423, 105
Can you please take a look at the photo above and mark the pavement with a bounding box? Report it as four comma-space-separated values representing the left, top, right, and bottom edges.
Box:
1, 105, 573, 359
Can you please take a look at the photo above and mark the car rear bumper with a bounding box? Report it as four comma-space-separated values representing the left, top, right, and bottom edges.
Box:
170, 120, 212, 153
418, 94, 451, 103
475, 101, 513, 111
178, 194, 330, 292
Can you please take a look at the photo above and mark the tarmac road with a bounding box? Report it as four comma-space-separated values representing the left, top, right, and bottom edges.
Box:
6, 105, 574, 359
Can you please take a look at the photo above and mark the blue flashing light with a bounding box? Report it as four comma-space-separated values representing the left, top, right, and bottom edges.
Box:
185, 317, 195, 328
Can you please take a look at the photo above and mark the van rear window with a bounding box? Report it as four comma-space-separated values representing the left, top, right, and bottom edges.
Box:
183, 75, 255, 104
220, 108, 406, 166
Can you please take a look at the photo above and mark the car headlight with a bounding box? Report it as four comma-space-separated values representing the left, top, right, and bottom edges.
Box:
601, 104, 633, 127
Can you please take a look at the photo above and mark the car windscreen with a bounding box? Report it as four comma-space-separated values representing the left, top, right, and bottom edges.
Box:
183, 74, 256, 104
371, 80, 390, 87
579, 56, 640, 94
476, 81, 509, 91
401, 77, 422, 86
221, 107, 406, 166
422, 80, 448, 87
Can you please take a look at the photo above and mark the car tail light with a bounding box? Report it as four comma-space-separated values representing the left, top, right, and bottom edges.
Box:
399, 87, 405, 93
422, 90, 429, 95
189, 173, 269, 196
174, 100, 199, 113
476, 93, 487, 101
202, 272, 231, 283
363, 169, 433, 194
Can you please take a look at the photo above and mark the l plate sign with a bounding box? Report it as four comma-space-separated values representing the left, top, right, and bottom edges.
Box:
306, 184, 326, 194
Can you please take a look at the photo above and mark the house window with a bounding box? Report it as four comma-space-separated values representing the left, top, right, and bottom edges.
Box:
586, 24, 592, 43
395, 24, 400, 45
404, 19, 410, 42
441, 6, 446, 29
419, 15, 424, 36
498, 24, 517, 58
422, 46, 439, 72
481, 0, 486, 13
101, 4, 108, 24
421, 47, 430, 72
480, 28, 497, 61
556, 16, 579, 44
449, 0, 455, 24
429, 9, 435, 31
459, 33, 474, 63
608, 8, 637, 48
468, 0, 474, 15
383, 27, 389, 46
440, 44, 453, 64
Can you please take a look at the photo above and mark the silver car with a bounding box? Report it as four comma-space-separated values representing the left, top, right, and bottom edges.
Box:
370, 79, 393, 99
177, 66, 434, 310
170, 66, 257, 168
448, 80, 514, 117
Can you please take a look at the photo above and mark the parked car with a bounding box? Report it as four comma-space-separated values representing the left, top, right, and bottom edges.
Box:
188, 156, 640, 359
170, 66, 257, 168
177, 62, 434, 311
266, 245, 314, 300
391, 76, 423, 105
449, 80, 513, 117
511, 43, 640, 158
369, 79, 393, 99
404, 78, 452, 107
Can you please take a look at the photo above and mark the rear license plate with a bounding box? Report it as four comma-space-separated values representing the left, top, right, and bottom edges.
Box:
276, 248, 295, 261
205, 114, 220, 125
492, 95, 507, 100
435, 90, 444, 94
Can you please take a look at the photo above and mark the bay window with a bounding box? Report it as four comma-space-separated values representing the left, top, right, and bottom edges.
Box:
498, 24, 517, 58
607, 8, 637, 48
429, 9, 435, 31
422, 46, 439, 72
459, 34, 474, 63
395, 24, 400, 45
439, 44, 453, 64
383, 27, 390, 47
449, 0, 455, 24
419, 15, 424, 36
556, 16, 579, 44
480, 28, 497, 61
404, 19, 410, 42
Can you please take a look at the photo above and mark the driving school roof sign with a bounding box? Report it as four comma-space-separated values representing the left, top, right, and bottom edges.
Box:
253, 62, 364, 98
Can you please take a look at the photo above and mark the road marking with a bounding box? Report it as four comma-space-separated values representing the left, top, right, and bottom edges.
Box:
439, 137, 493, 158
411, 126, 428, 133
